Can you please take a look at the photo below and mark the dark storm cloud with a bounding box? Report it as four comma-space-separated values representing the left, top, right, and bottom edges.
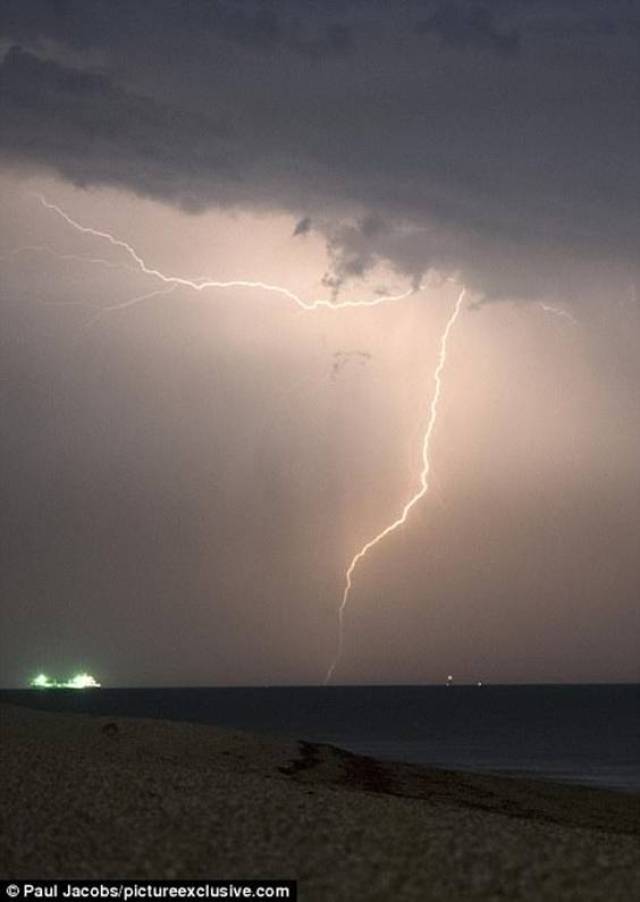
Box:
321, 216, 391, 296
1, 0, 639, 299
0, 47, 233, 207
293, 216, 312, 237
415, 3, 520, 56
0, 0, 355, 58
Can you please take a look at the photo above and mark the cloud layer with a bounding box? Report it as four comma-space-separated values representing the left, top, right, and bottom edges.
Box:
1, 0, 639, 299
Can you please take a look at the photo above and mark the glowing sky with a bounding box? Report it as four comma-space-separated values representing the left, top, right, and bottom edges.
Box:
0, 2, 639, 687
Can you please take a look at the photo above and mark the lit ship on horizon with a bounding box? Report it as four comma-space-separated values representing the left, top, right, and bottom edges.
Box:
30, 673, 101, 689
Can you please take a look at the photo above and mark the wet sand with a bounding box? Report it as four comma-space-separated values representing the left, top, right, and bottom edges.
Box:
1, 703, 639, 900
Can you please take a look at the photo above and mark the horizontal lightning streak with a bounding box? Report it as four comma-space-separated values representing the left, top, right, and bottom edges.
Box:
539, 303, 578, 325
80, 284, 180, 333
35, 195, 421, 312
324, 287, 466, 685
0, 243, 139, 274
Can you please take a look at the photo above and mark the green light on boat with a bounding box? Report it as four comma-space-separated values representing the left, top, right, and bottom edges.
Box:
30, 672, 101, 689
65, 673, 100, 689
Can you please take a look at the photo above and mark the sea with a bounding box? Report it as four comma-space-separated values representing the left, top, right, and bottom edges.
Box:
2, 684, 638, 794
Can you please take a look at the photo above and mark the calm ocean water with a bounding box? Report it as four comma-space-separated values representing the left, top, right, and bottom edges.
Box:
3, 684, 638, 793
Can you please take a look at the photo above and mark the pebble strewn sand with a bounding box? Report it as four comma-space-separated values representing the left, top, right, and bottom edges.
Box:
1, 703, 639, 900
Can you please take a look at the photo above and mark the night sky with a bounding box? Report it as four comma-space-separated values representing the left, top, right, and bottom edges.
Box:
1, 1, 638, 687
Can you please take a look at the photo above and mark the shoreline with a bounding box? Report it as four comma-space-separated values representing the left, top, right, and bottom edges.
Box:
2, 702, 639, 899
2, 684, 636, 796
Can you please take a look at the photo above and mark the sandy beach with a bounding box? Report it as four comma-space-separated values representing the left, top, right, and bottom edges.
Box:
1, 702, 639, 900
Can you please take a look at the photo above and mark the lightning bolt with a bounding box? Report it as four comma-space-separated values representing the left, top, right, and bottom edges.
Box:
79, 284, 179, 334
0, 243, 140, 275
34, 195, 421, 312
324, 287, 466, 684
0, 245, 141, 310
539, 303, 578, 325
25, 194, 468, 684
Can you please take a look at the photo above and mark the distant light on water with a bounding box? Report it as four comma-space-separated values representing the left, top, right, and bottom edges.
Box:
66, 673, 101, 688
30, 672, 101, 689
